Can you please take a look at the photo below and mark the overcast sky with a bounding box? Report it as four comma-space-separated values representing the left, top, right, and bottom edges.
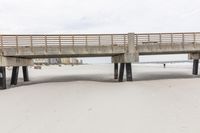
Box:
1, 0, 200, 34
0, 0, 198, 63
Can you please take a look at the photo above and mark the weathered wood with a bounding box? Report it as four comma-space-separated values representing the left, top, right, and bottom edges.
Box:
22, 66, 29, 82
0, 67, 6, 89
11, 66, 19, 85
114, 63, 118, 79
193, 59, 199, 75
119, 63, 125, 82
126, 63, 133, 81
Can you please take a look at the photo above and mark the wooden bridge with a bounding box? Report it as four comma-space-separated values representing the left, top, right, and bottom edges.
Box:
0, 32, 200, 89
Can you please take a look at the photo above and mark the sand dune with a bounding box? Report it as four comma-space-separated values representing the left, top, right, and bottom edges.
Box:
0, 63, 200, 133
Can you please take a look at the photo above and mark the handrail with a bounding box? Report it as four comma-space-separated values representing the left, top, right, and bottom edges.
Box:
135, 32, 200, 46
0, 34, 128, 54
0, 32, 199, 53
0, 33, 127, 36
136, 32, 200, 35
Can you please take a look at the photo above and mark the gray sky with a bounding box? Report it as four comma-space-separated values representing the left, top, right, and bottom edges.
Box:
1, 0, 200, 34
0, 0, 198, 63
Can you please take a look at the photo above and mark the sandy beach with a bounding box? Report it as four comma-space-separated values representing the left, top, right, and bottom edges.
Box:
0, 63, 200, 133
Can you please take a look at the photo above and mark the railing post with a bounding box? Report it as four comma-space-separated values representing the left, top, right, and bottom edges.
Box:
148, 34, 150, 42
193, 33, 196, 48
171, 33, 173, 47
98, 35, 101, 52
59, 36, 61, 53
30, 36, 33, 53
159, 33, 162, 49
0, 35, 3, 51
182, 33, 185, 49
98, 35, 101, 46
45, 35, 47, 53
72, 35, 75, 51
16, 35, 19, 54
144, 34, 149, 50
111, 35, 114, 52
123, 34, 126, 51
85, 35, 88, 51
135, 34, 138, 46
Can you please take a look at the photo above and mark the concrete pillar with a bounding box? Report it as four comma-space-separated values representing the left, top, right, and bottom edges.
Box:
22, 66, 29, 82
0, 67, 6, 89
193, 59, 199, 75
119, 63, 125, 82
126, 63, 133, 81
11, 66, 19, 85
127, 33, 135, 53
114, 63, 118, 79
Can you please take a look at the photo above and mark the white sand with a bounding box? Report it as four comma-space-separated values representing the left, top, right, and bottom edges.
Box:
0, 63, 200, 133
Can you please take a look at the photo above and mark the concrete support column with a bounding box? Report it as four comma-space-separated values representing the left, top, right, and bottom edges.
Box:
22, 66, 29, 82
126, 63, 133, 81
112, 33, 139, 64
118, 63, 133, 82
114, 63, 118, 79
193, 59, 199, 75
11, 66, 19, 85
119, 63, 125, 82
0, 67, 6, 89
127, 33, 135, 53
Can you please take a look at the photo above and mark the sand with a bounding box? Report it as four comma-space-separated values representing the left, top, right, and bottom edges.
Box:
0, 63, 200, 133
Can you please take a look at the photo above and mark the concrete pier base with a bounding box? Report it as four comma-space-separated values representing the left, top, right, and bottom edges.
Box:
22, 66, 29, 82
114, 63, 118, 79
0, 56, 33, 67
0, 67, 6, 89
193, 59, 199, 75
11, 66, 19, 85
119, 63, 125, 82
126, 63, 133, 81
112, 53, 139, 64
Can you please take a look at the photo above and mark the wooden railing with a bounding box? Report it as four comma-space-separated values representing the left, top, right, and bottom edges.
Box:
1, 32, 200, 54
0, 34, 128, 53
135, 32, 200, 47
